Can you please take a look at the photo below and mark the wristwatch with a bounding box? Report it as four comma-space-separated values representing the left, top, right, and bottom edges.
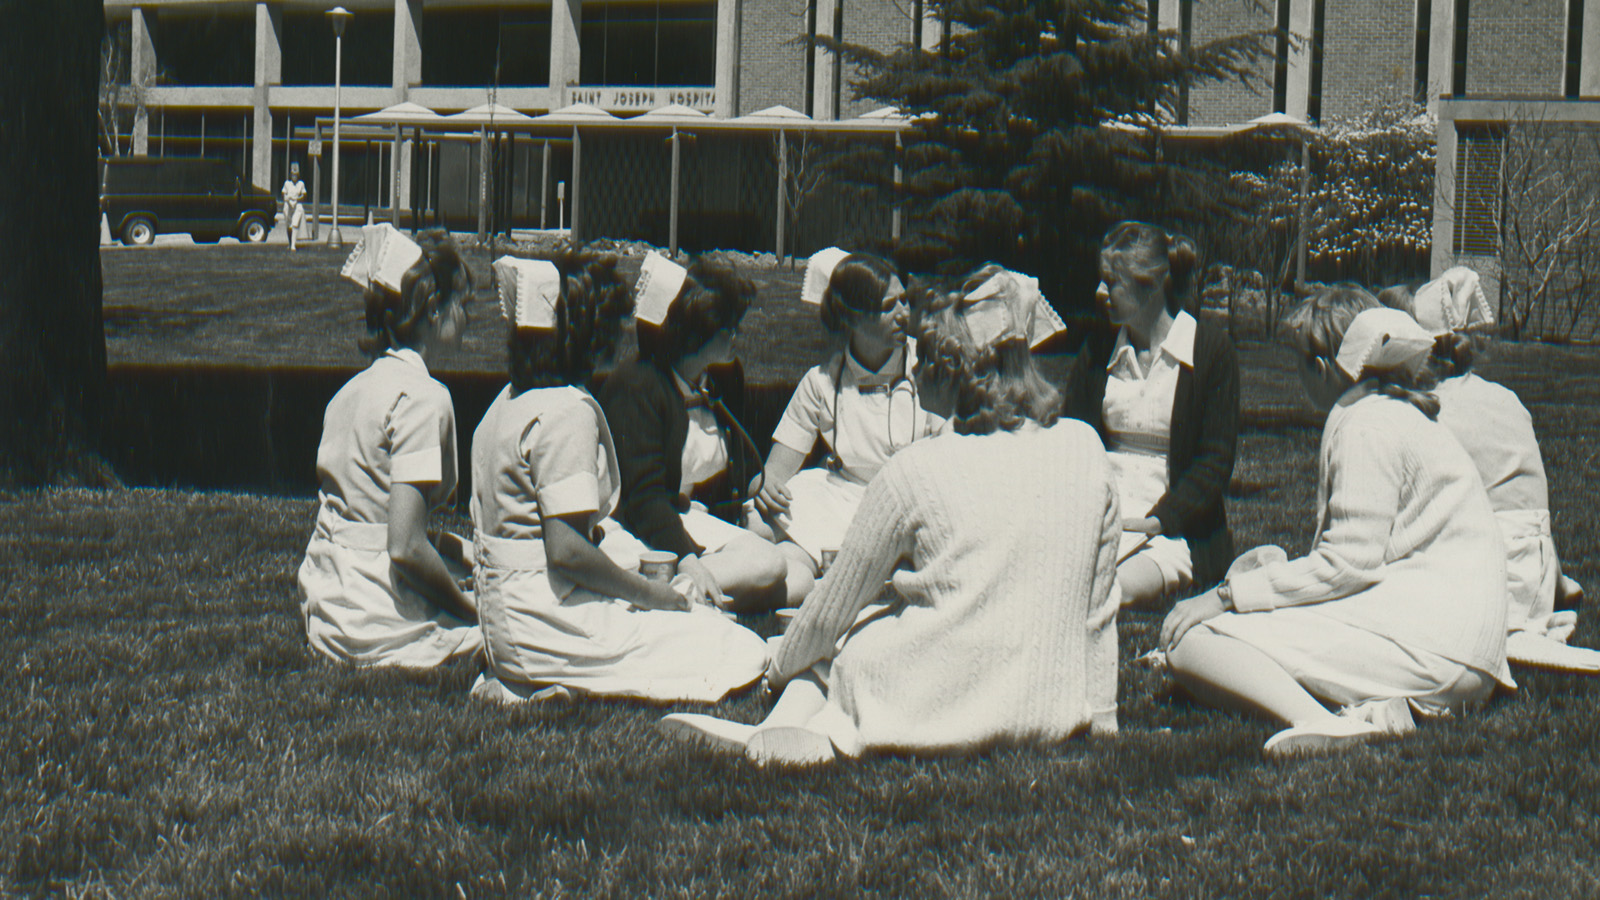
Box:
1216, 581, 1234, 611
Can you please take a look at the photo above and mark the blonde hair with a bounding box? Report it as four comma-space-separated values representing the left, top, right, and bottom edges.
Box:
910, 282, 1060, 435
1280, 284, 1440, 418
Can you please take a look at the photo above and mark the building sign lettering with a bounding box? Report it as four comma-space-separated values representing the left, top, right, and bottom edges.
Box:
565, 86, 716, 113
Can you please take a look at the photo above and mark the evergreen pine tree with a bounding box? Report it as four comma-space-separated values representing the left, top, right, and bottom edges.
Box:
831, 0, 1272, 323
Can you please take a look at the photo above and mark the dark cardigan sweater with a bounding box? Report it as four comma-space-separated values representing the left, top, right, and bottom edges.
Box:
598, 357, 759, 558
1063, 317, 1240, 588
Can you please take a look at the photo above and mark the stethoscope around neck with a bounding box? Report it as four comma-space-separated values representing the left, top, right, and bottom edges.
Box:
822, 350, 924, 475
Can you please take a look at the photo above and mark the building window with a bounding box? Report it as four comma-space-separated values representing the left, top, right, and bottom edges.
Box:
1414, 0, 1432, 104
1567, 0, 1587, 99
153, 8, 254, 86
1273, 0, 1291, 113
281, 10, 393, 86
581, 0, 716, 87
1452, 125, 1503, 256
1148, 0, 1160, 33
424, 9, 552, 87
1307, 0, 1325, 122
1451, 0, 1469, 97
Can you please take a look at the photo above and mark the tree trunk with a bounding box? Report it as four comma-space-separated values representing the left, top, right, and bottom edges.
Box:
0, 0, 110, 485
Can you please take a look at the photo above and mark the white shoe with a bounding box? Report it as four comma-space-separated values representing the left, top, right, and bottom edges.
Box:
657, 713, 755, 752
1339, 697, 1416, 735
470, 672, 574, 705
746, 726, 836, 767
1263, 717, 1382, 759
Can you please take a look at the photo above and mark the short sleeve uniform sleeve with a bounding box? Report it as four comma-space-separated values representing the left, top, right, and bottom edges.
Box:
527, 400, 604, 518
771, 364, 836, 455
387, 387, 450, 484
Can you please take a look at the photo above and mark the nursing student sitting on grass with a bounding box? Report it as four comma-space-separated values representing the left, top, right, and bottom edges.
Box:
468, 251, 767, 705
1162, 292, 1511, 758
598, 252, 788, 614
1381, 268, 1594, 674
658, 276, 1121, 766
745, 248, 944, 605
297, 225, 482, 668
1065, 221, 1240, 609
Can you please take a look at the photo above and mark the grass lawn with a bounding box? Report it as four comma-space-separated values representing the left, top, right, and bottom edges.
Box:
10, 246, 1597, 896
100, 241, 828, 386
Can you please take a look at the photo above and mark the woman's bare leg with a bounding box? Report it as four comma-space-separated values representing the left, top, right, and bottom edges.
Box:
1117, 555, 1170, 609
758, 667, 830, 729
1167, 627, 1342, 727
749, 666, 835, 765
778, 542, 817, 607
702, 533, 788, 612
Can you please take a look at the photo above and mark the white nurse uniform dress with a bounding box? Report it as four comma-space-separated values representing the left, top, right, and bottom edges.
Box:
298, 348, 483, 667
469, 384, 768, 703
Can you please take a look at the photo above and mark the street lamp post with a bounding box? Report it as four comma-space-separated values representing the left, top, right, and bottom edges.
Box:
327, 6, 353, 248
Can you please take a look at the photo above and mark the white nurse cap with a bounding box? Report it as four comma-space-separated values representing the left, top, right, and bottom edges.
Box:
1335, 307, 1437, 381
339, 223, 423, 295
960, 267, 1067, 350
492, 256, 562, 330
1412, 266, 1494, 335
634, 251, 689, 326
800, 246, 851, 306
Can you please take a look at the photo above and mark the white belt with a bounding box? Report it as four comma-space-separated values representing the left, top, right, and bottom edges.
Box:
312, 509, 389, 552
474, 532, 550, 572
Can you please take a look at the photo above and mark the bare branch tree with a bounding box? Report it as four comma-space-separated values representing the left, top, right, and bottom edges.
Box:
1496, 105, 1600, 341
770, 130, 834, 262
97, 25, 129, 157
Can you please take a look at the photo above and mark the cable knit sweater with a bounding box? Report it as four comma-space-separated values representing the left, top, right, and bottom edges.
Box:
772, 418, 1122, 755
1226, 385, 1509, 679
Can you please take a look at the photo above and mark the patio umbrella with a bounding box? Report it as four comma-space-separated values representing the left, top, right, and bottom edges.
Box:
444, 105, 536, 239
525, 106, 622, 240
355, 103, 444, 227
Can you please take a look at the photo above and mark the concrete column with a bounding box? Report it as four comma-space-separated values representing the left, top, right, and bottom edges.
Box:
1158, 0, 1180, 31
1426, 0, 1457, 113
251, 3, 282, 190
1284, 0, 1313, 121
812, 0, 838, 120
714, 0, 741, 117
1583, 0, 1600, 97
394, 0, 421, 207
1430, 117, 1457, 276
394, 0, 422, 90
550, 0, 583, 90
131, 6, 157, 154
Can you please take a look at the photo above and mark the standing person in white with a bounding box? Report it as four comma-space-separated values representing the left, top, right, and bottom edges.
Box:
297, 224, 482, 668
1388, 267, 1592, 670
747, 249, 945, 604
281, 162, 307, 251
659, 278, 1121, 766
1162, 293, 1511, 758
469, 251, 768, 704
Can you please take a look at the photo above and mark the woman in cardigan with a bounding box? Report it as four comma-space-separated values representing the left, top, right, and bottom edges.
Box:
657, 278, 1122, 766
469, 251, 767, 704
598, 252, 787, 613
1064, 222, 1239, 607
1163, 292, 1510, 758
